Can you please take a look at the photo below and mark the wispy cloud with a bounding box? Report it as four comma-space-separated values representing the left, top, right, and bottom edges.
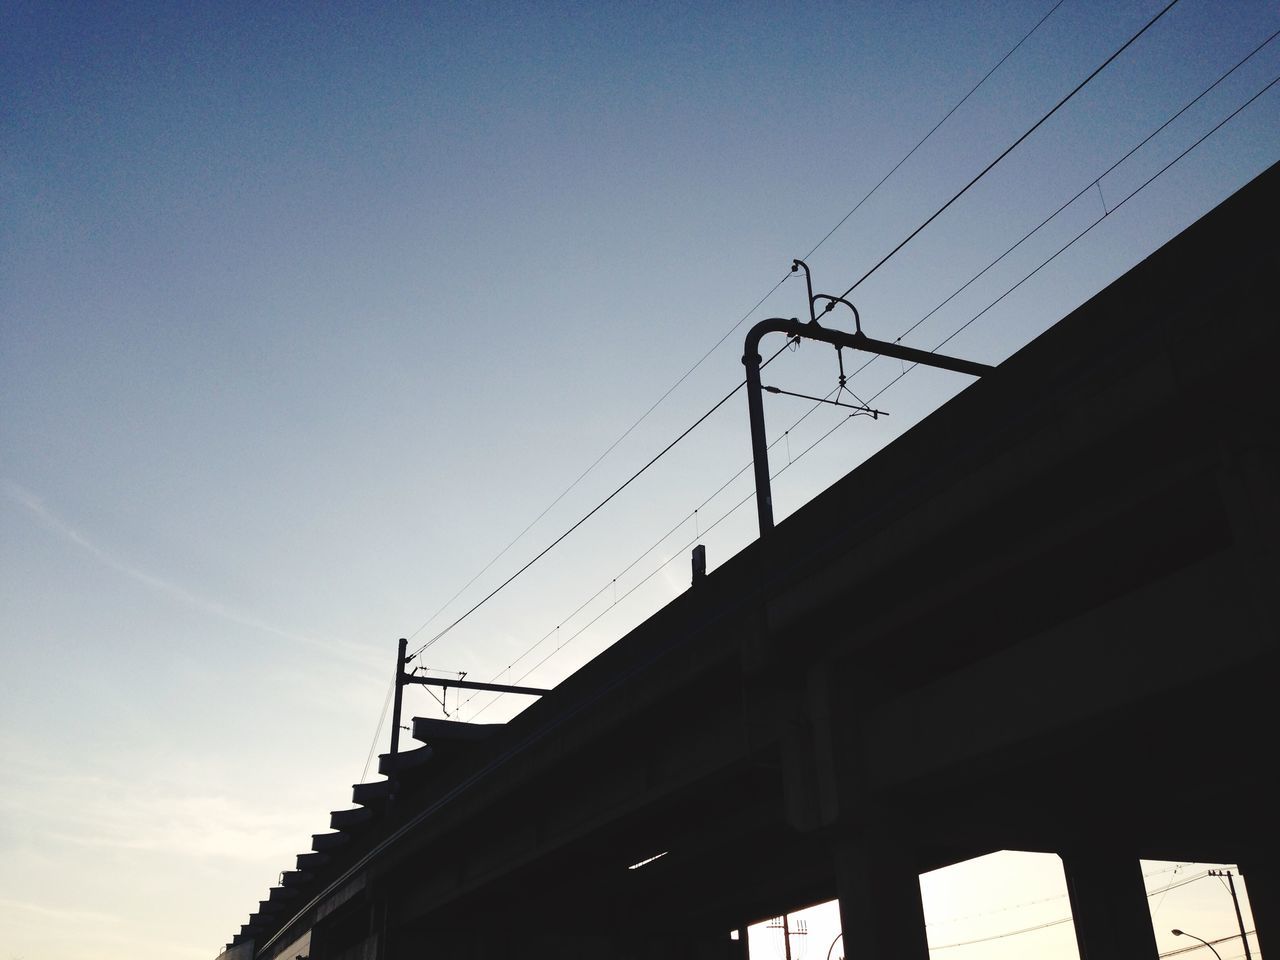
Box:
0, 897, 119, 925
3, 479, 376, 665
1, 758, 307, 864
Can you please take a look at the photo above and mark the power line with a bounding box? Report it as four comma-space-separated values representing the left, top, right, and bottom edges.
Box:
867, 68, 1280, 406
930, 872, 1214, 950
459, 383, 843, 713
837, 0, 1183, 301
400, 275, 788, 647
447, 4, 1186, 670
800, 0, 1068, 262
400, 4, 1273, 741
470, 393, 861, 719
406, 338, 797, 662
1161, 932, 1258, 958
458, 64, 1280, 721
399, 0, 1064, 653
926, 863, 1203, 928
838, 22, 1280, 390
930, 916, 1075, 950
358, 677, 396, 782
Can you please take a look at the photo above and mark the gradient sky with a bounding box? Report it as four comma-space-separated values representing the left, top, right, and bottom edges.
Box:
2, 2, 1277, 958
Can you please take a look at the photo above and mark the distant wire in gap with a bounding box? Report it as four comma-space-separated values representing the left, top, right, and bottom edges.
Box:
931, 872, 1215, 950
358, 677, 395, 782
802, 0, 1068, 261
401, 1, 1064, 648
930, 916, 1075, 950
1149, 862, 1187, 919
839, 24, 1280, 388
866, 71, 1280, 406
406, 339, 797, 662
837, 0, 1183, 301
926, 863, 1199, 928
1161, 935, 1257, 960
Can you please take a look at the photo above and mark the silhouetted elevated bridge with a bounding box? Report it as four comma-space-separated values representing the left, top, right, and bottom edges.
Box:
219, 162, 1278, 960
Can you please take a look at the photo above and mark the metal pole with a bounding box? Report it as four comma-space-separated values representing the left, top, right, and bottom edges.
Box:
1223, 871, 1255, 960
742, 315, 994, 539
388, 638, 407, 773
743, 337, 774, 534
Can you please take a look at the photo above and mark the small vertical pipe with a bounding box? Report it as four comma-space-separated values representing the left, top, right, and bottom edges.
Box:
388, 637, 407, 774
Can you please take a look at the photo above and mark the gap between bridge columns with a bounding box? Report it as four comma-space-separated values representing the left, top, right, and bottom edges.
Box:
1062, 850, 1160, 960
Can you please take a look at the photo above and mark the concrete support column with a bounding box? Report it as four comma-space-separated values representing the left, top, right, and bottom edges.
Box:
834, 833, 929, 960
1061, 851, 1159, 960
1239, 859, 1275, 959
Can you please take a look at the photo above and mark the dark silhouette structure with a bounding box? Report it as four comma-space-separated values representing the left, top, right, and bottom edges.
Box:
217, 161, 1278, 960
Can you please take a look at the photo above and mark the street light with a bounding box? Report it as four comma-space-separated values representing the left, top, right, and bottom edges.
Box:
1172, 928, 1224, 960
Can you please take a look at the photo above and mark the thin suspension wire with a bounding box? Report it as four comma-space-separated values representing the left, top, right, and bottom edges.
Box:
838, 0, 1183, 301
471, 395, 858, 719
413, 9, 1267, 733
463, 44, 1280, 696
401, 279, 785, 645
460, 383, 842, 708
931, 873, 1213, 950
840, 26, 1280, 388
407, 340, 796, 661
400, 1, 1062, 649
802, 0, 1068, 261
358, 677, 395, 782
467, 73, 1278, 716
928, 863, 1197, 928
867, 71, 1280, 406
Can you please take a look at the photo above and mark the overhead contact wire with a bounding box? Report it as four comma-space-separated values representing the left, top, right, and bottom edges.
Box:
802, 0, 1068, 261
868, 70, 1280, 405
461, 383, 843, 708
409, 340, 795, 660
402, 0, 1063, 651
840, 23, 1280, 389
838, 0, 1183, 301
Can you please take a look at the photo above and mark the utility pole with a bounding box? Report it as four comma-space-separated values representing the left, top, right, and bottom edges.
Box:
1210, 870, 1254, 960
384, 637, 551, 776
388, 637, 408, 773
742, 259, 995, 537
768, 914, 806, 960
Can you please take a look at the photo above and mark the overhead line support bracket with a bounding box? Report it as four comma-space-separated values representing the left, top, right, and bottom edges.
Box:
742, 313, 995, 537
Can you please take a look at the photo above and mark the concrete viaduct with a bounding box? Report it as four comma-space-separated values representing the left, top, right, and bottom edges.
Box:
218, 161, 1279, 960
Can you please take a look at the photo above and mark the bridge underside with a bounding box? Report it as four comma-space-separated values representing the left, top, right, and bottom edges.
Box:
228, 165, 1279, 960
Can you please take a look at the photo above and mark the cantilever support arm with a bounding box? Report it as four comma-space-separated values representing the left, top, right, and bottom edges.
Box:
401, 675, 553, 696
742, 317, 996, 536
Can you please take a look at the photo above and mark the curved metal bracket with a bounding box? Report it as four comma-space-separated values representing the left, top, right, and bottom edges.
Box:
792, 259, 819, 324
794, 259, 863, 334
812, 294, 862, 335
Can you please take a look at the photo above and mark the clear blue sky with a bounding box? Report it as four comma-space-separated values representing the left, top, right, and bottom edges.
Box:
2, 2, 1276, 957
